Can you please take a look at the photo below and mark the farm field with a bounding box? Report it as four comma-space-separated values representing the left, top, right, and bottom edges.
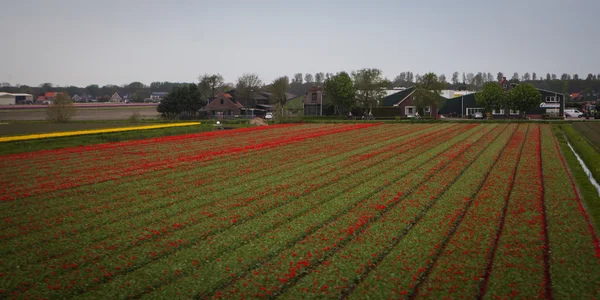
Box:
0, 123, 599, 299
573, 122, 600, 151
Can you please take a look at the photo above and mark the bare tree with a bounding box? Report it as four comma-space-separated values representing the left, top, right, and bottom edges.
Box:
236, 73, 263, 107
199, 73, 225, 98
315, 72, 324, 85
293, 73, 303, 84
46, 93, 75, 122
304, 74, 314, 84
451, 72, 459, 85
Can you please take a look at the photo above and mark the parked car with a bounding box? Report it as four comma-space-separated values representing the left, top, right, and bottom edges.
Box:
474, 112, 484, 119
564, 109, 584, 118
265, 112, 273, 119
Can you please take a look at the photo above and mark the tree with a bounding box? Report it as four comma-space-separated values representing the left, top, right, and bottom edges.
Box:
46, 93, 75, 122
487, 73, 494, 83
508, 83, 542, 118
269, 76, 290, 107
394, 73, 407, 85
532, 72, 537, 81
352, 68, 389, 113
473, 73, 484, 87
475, 82, 507, 118
439, 74, 447, 83
412, 73, 445, 118
236, 73, 263, 107
452, 72, 459, 85
462, 73, 467, 84
304, 74, 313, 84
85, 84, 100, 97
511, 72, 519, 81
406, 72, 414, 83
551, 74, 557, 80
323, 71, 355, 115
573, 74, 579, 80
497, 72, 504, 82
198, 73, 225, 98
586, 73, 594, 81
466, 73, 475, 85
315, 72, 324, 85
546, 73, 551, 81
293, 73, 303, 84
523, 72, 531, 81
157, 83, 206, 119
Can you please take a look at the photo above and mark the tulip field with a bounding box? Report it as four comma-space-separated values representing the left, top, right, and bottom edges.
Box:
1, 123, 599, 299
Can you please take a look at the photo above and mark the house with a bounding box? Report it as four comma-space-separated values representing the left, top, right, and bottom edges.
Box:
72, 94, 82, 102
439, 78, 564, 118
150, 92, 168, 100
44, 92, 57, 101
109, 92, 123, 103
304, 86, 325, 115
205, 93, 244, 117
36, 92, 64, 104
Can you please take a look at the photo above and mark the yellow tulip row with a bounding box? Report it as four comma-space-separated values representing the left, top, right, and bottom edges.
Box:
0, 122, 201, 143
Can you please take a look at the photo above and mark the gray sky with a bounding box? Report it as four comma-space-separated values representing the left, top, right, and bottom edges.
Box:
3, 0, 599, 87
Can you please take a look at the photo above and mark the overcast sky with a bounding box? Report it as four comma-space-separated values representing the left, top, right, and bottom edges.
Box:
3, 0, 599, 87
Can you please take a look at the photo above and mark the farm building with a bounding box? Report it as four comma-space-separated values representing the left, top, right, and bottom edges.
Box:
378, 87, 443, 118
304, 87, 325, 116
0, 92, 34, 105
439, 78, 565, 118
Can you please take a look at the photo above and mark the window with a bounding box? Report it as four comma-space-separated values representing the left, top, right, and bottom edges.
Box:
424, 106, 431, 114
405, 106, 415, 116
510, 109, 520, 115
311, 93, 317, 104
546, 96, 558, 103
492, 109, 505, 115
220, 99, 224, 105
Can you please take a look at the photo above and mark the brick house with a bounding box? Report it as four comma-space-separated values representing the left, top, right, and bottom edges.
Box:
206, 93, 244, 117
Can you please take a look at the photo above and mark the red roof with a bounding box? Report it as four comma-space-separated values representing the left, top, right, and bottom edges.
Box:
223, 93, 232, 98
37, 96, 45, 100
44, 92, 57, 98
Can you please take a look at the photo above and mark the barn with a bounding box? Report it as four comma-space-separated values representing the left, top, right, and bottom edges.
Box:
0, 93, 34, 105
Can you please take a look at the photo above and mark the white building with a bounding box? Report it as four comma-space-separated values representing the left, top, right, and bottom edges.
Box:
0, 93, 34, 105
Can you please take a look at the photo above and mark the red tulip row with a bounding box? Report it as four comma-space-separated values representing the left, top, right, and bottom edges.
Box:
271, 124, 514, 300
1, 124, 598, 299
0, 124, 303, 191
481, 124, 549, 299
134, 124, 496, 299
16, 124, 482, 299
0, 123, 413, 242
1, 124, 373, 201
0, 124, 439, 265
0, 124, 458, 298
412, 124, 529, 298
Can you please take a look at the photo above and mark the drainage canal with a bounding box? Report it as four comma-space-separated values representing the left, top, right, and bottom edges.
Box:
567, 142, 600, 197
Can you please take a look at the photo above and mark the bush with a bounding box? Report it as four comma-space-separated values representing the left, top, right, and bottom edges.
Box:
128, 111, 142, 122
46, 93, 75, 123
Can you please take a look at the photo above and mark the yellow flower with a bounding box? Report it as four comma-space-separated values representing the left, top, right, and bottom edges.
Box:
0, 122, 201, 143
